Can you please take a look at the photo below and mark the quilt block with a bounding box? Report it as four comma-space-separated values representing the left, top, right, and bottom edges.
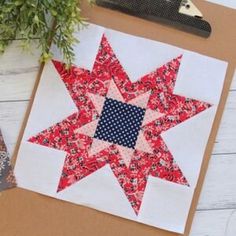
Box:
15, 24, 227, 233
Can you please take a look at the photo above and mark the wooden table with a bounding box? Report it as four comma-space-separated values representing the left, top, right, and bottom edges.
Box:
0, 36, 235, 236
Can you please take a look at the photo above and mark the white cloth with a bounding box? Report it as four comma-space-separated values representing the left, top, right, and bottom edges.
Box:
15, 24, 228, 234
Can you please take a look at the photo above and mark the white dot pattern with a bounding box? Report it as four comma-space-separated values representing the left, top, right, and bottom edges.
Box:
94, 98, 145, 148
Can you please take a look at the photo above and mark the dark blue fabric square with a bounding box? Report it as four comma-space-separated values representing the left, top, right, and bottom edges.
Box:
94, 98, 145, 148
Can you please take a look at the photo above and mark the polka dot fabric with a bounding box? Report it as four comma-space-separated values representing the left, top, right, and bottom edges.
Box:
94, 98, 145, 148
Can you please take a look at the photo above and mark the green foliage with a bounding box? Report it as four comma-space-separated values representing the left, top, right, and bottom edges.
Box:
0, 0, 88, 67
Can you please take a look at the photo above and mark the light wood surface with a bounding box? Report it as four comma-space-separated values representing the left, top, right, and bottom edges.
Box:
0, 35, 235, 236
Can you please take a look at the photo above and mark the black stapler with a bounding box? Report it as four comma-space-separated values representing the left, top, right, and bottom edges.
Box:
95, 0, 212, 37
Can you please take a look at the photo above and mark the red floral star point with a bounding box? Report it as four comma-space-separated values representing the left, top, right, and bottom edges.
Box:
29, 35, 211, 215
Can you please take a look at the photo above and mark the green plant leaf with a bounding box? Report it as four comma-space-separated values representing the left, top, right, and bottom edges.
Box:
0, 0, 88, 68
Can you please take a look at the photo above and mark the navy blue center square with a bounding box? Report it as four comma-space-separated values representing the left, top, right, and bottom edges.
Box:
94, 98, 145, 148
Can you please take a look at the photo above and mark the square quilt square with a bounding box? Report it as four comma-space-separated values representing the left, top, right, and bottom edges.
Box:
94, 98, 145, 148
14, 23, 228, 234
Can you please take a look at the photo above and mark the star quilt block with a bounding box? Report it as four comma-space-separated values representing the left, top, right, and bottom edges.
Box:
15, 24, 228, 233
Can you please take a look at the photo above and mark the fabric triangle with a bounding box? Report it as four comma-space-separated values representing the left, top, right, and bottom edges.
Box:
142, 109, 164, 126
89, 138, 112, 156
106, 80, 124, 102
117, 145, 134, 167
75, 119, 99, 137
88, 93, 105, 115
135, 131, 153, 153
128, 91, 151, 108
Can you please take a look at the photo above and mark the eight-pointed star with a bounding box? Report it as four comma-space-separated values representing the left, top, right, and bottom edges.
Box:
28, 35, 211, 214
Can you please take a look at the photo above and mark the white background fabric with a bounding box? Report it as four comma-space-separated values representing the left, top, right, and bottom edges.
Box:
15, 24, 228, 234
207, 0, 236, 9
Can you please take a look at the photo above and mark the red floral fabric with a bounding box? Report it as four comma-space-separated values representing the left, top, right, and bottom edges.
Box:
28, 35, 211, 214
